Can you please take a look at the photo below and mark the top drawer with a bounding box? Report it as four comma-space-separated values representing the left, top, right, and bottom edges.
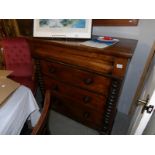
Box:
40, 60, 111, 95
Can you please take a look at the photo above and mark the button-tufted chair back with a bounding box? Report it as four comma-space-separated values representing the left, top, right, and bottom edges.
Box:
0, 37, 35, 92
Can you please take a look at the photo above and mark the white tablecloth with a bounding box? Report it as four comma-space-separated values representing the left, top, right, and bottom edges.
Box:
0, 86, 41, 135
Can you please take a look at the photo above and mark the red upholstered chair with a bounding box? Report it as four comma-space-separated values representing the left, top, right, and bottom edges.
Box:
0, 37, 35, 93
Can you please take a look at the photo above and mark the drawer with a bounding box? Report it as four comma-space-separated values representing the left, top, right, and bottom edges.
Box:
40, 60, 111, 95
52, 95, 104, 129
33, 45, 114, 74
44, 76, 106, 111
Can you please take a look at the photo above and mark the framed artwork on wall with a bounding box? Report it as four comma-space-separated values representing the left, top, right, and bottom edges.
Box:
93, 19, 139, 26
33, 19, 92, 39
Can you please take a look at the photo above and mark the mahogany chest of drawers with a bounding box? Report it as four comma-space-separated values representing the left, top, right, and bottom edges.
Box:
27, 37, 137, 134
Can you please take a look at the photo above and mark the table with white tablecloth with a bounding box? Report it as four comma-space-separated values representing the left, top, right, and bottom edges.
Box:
0, 86, 41, 135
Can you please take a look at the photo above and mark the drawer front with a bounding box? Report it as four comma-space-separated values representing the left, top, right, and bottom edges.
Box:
44, 76, 106, 111
33, 45, 114, 74
40, 60, 111, 95
52, 95, 104, 129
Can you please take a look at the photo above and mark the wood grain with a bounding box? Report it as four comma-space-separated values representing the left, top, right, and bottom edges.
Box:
26, 36, 137, 133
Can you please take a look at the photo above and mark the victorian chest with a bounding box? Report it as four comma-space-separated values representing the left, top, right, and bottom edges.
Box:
28, 37, 137, 134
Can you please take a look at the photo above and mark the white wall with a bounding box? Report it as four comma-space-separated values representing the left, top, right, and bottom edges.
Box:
93, 19, 155, 114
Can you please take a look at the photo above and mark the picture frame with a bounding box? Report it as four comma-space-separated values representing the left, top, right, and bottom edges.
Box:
33, 19, 92, 39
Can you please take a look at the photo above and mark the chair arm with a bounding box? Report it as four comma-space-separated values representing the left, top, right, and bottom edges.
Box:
31, 89, 51, 135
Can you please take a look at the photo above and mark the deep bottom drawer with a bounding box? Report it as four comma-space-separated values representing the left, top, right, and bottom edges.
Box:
51, 95, 104, 130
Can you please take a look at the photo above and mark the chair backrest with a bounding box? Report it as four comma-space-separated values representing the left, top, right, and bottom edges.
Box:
31, 90, 51, 135
0, 37, 35, 92
0, 37, 33, 77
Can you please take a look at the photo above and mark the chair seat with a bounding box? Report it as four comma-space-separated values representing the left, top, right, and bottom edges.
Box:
10, 76, 35, 93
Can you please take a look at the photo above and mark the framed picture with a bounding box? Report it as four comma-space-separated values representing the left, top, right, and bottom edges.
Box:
33, 19, 92, 39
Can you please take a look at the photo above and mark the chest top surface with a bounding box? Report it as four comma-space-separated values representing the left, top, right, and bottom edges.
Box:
27, 36, 138, 59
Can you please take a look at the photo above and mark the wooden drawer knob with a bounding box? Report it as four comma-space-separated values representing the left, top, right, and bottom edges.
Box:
83, 112, 90, 119
83, 96, 92, 103
52, 85, 59, 91
83, 78, 93, 85
49, 67, 56, 73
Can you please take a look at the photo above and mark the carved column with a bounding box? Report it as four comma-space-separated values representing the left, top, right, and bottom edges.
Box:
101, 79, 122, 134
35, 59, 45, 96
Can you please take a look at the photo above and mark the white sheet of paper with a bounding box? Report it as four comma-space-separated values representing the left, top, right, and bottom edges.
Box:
80, 40, 109, 49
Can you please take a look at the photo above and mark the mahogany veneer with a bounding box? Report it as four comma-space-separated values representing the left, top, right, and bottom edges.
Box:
27, 36, 137, 134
